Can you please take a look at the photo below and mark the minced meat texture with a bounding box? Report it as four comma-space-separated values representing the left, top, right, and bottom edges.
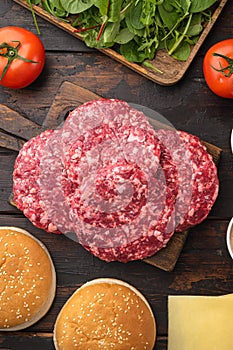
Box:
175, 131, 219, 231
61, 122, 178, 262
13, 130, 61, 234
12, 99, 219, 262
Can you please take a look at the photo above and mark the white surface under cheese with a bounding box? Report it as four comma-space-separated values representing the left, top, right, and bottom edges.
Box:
168, 294, 233, 350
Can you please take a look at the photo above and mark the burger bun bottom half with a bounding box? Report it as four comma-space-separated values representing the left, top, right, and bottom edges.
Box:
54, 278, 156, 350
0, 226, 56, 331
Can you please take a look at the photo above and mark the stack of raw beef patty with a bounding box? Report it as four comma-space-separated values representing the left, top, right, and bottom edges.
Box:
13, 99, 219, 262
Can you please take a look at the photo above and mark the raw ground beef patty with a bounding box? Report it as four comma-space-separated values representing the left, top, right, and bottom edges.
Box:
175, 131, 219, 232
12, 99, 219, 262
81, 141, 179, 263
155, 130, 219, 232
61, 117, 178, 262
13, 130, 61, 234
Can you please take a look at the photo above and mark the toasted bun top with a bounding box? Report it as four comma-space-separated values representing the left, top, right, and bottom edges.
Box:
54, 278, 156, 350
0, 226, 56, 330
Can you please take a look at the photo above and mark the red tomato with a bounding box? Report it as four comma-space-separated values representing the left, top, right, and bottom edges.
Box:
203, 39, 233, 98
0, 26, 45, 89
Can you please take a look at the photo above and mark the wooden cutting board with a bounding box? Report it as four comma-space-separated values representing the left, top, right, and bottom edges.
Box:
2, 81, 221, 271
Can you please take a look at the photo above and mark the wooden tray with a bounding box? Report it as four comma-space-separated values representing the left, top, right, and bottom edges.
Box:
1, 81, 222, 271
13, 0, 228, 85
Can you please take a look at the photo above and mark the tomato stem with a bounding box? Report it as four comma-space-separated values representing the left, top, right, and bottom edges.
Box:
0, 41, 39, 82
211, 52, 233, 77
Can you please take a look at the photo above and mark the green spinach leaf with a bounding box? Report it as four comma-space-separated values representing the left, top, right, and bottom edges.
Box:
92, 0, 109, 15
103, 20, 121, 44
115, 27, 134, 44
42, 0, 68, 17
179, 0, 191, 13
170, 40, 191, 61
158, 1, 180, 30
190, 0, 218, 13
186, 13, 203, 36
108, 0, 123, 22
126, 2, 144, 30
120, 40, 147, 62
60, 0, 93, 14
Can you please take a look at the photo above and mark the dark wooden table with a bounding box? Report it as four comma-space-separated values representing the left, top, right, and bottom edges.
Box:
1, 1, 233, 349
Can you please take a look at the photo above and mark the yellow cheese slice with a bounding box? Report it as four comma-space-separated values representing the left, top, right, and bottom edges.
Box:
168, 294, 233, 350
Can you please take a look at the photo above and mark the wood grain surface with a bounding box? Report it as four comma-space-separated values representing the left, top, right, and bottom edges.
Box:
0, 1, 233, 349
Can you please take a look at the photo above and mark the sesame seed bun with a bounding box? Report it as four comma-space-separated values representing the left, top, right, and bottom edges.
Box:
0, 226, 56, 331
53, 278, 156, 350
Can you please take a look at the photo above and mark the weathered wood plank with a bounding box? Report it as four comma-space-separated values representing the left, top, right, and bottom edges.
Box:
0, 154, 17, 212
0, 131, 24, 152
0, 332, 168, 350
0, 104, 45, 140
0, 332, 54, 350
